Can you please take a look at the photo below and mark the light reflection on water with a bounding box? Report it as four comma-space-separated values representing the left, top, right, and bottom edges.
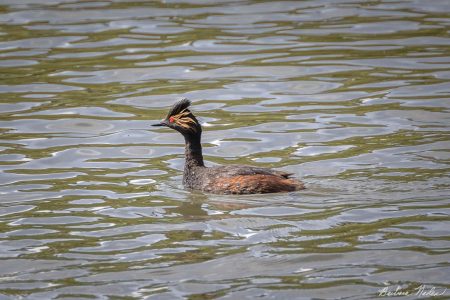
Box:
0, 0, 449, 299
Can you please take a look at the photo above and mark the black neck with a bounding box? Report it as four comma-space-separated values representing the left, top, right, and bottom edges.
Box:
184, 134, 204, 168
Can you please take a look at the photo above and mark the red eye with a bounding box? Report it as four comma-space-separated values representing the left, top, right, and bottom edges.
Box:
169, 116, 175, 123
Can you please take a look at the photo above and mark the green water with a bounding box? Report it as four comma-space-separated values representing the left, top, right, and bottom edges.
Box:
0, 0, 449, 299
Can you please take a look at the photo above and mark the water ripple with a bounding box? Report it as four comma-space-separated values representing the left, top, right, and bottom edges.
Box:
0, 0, 449, 299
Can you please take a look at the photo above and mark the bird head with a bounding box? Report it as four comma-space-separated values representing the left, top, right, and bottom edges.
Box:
152, 98, 201, 137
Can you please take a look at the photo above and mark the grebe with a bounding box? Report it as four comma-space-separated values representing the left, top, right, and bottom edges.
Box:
152, 98, 304, 194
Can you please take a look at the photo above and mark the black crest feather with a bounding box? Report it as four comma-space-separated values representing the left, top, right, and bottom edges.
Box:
167, 98, 191, 118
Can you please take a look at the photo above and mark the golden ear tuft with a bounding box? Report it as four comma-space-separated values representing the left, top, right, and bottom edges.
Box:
165, 98, 199, 133
171, 110, 198, 133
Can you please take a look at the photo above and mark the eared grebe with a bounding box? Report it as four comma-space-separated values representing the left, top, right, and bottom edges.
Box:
152, 98, 304, 194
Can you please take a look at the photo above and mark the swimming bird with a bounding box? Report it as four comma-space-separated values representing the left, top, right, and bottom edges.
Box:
152, 98, 304, 194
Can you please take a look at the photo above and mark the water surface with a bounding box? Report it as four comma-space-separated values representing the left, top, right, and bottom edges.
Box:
0, 0, 449, 299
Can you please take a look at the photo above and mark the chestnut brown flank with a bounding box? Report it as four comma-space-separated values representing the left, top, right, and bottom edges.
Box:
210, 174, 304, 194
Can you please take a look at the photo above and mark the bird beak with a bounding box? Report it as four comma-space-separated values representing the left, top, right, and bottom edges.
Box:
151, 119, 168, 127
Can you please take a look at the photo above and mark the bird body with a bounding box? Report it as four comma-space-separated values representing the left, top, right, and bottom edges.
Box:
185, 165, 303, 194
152, 99, 304, 194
